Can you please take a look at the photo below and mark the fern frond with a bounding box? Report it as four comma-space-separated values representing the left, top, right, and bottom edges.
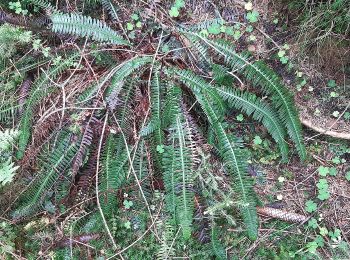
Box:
101, 0, 120, 21
71, 116, 98, 176
211, 226, 227, 260
197, 92, 258, 240
0, 159, 19, 186
99, 133, 128, 216
0, 128, 19, 151
172, 68, 227, 119
12, 132, 78, 219
181, 18, 223, 33
175, 70, 258, 240
157, 220, 176, 260
104, 56, 152, 98
16, 56, 77, 159
150, 66, 164, 145
201, 39, 306, 160
162, 85, 182, 128
162, 115, 195, 240
216, 87, 289, 161
50, 13, 129, 45
26, 0, 56, 13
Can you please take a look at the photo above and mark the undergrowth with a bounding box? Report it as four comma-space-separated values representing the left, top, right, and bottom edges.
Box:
0, 0, 330, 258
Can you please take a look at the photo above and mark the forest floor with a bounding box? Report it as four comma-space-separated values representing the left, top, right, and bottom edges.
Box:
0, 0, 349, 259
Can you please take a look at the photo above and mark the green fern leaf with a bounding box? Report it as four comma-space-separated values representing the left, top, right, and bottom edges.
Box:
216, 87, 289, 161
202, 39, 306, 160
12, 132, 78, 219
162, 115, 195, 240
211, 226, 227, 260
99, 133, 128, 216
175, 70, 258, 240
101, 0, 120, 21
50, 13, 129, 45
16, 56, 77, 159
104, 56, 152, 99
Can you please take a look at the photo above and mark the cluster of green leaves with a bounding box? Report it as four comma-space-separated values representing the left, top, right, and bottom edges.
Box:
0, 129, 20, 187
169, 0, 185, 17
0, 1, 310, 258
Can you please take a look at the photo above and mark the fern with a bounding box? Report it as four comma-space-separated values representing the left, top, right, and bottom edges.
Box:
101, 0, 120, 21
162, 115, 195, 240
50, 13, 129, 45
156, 220, 176, 260
104, 56, 152, 98
175, 69, 258, 240
216, 87, 289, 161
0, 129, 19, 151
99, 133, 127, 216
16, 56, 77, 159
25, 0, 56, 12
211, 226, 227, 260
12, 132, 79, 219
0, 159, 19, 186
200, 38, 306, 160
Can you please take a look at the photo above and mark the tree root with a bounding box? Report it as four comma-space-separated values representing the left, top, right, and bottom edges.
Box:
300, 117, 350, 140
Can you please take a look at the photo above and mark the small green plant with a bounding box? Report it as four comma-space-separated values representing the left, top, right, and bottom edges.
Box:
246, 10, 259, 23
0, 129, 20, 187
318, 166, 329, 176
253, 135, 263, 145
305, 200, 317, 213
9, 1, 28, 15
345, 171, 350, 182
316, 179, 330, 200
236, 113, 244, 122
277, 45, 290, 65
169, 0, 185, 17
332, 111, 340, 118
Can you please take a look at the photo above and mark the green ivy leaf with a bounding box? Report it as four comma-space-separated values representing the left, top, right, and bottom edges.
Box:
280, 56, 289, 64
316, 179, 328, 189
246, 25, 254, 32
315, 235, 325, 247
319, 227, 328, 236
175, 0, 185, 8
277, 50, 286, 57
306, 241, 318, 254
136, 21, 142, 28
327, 79, 337, 88
233, 30, 241, 40
344, 112, 350, 120
124, 221, 131, 229
329, 167, 337, 176
317, 190, 330, 200
330, 91, 339, 98
329, 228, 341, 240
331, 157, 341, 164
308, 218, 318, 229
332, 111, 340, 118
345, 171, 350, 181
